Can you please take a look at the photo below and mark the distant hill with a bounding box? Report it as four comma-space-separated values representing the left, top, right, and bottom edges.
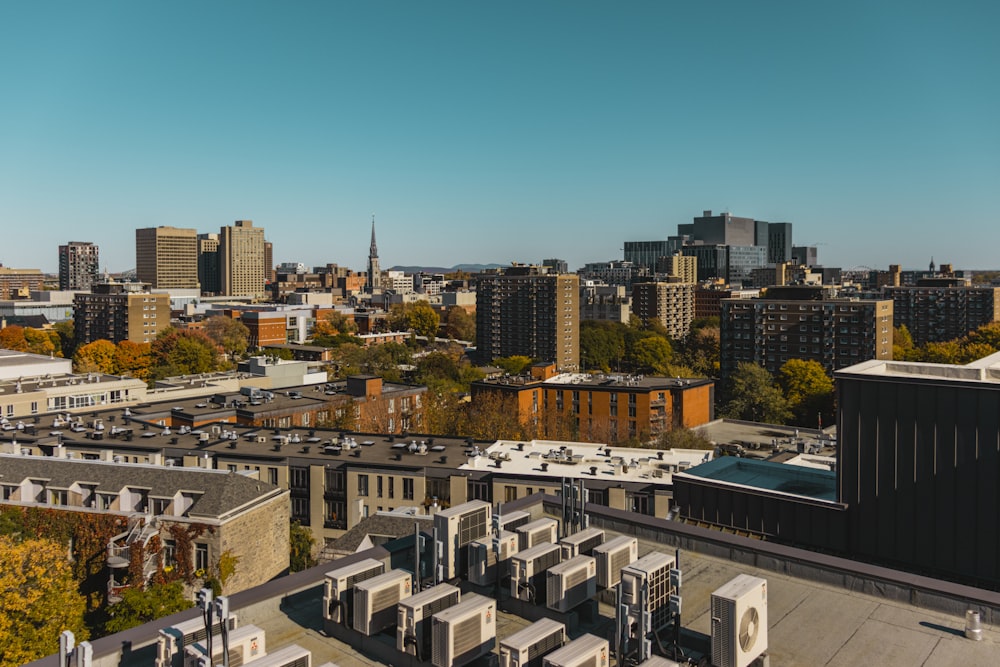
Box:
388, 263, 505, 274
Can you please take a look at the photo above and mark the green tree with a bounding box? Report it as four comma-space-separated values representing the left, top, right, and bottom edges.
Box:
202, 315, 250, 359
54, 320, 77, 358
777, 359, 835, 428
655, 426, 715, 451
893, 325, 916, 361
678, 326, 719, 377
0, 535, 88, 666
580, 321, 626, 372
493, 355, 533, 376
73, 339, 117, 374
328, 343, 366, 379
721, 362, 791, 424
290, 522, 317, 572
444, 306, 476, 342
631, 336, 674, 375
408, 302, 441, 339
103, 581, 192, 634
151, 328, 221, 379
415, 352, 462, 391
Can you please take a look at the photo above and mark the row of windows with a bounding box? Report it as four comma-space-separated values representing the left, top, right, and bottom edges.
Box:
356, 474, 414, 500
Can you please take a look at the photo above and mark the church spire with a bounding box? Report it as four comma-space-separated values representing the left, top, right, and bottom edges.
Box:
367, 214, 381, 294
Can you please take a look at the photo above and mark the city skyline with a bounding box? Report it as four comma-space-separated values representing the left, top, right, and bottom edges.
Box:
2, 2, 998, 273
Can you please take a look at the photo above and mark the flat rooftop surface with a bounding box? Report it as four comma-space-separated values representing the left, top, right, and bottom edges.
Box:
680, 456, 837, 501
236, 531, 998, 667
693, 419, 837, 457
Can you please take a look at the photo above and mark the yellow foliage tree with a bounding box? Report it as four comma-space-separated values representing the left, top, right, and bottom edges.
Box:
0, 535, 87, 666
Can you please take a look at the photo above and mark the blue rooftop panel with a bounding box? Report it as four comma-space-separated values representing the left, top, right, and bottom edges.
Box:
684, 456, 837, 501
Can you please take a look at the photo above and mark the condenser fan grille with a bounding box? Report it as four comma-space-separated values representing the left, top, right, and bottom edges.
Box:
739, 606, 759, 652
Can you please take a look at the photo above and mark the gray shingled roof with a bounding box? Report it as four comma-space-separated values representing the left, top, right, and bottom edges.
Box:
0, 454, 283, 519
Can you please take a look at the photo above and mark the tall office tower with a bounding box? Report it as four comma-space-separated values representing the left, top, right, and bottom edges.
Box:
58, 241, 100, 291
367, 216, 381, 293
475, 265, 580, 370
885, 278, 1000, 346
623, 240, 674, 272
542, 258, 569, 274
720, 285, 893, 376
219, 220, 266, 299
685, 211, 758, 246
767, 222, 793, 264
655, 253, 697, 283
264, 240, 274, 282
73, 281, 171, 345
631, 281, 696, 339
197, 233, 221, 295
135, 226, 199, 290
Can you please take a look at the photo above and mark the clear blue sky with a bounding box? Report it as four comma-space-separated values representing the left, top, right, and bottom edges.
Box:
2, 1, 997, 274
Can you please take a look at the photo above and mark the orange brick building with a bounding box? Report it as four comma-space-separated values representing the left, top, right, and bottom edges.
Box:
471, 363, 714, 443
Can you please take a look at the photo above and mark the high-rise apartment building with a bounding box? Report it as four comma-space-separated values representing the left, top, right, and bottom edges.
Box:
631, 281, 696, 339
73, 281, 171, 345
135, 226, 199, 290
219, 220, 265, 299
884, 278, 1000, 346
655, 253, 697, 283
58, 241, 100, 291
197, 233, 221, 295
476, 266, 579, 370
720, 285, 893, 375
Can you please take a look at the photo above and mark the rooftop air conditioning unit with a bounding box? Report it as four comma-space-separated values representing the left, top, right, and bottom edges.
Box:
397, 583, 461, 659
468, 531, 519, 586
499, 509, 531, 532
636, 657, 682, 667
183, 624, 265, 667
546, 555, 597, 613
621, 552, 677, 635
516, 517, 558, 550
156, 614, 239, 667
323, 558, 385, 626
499, 618, 566, 667
711, 575, 768, 667
542, 634, 609, 667
431, 593, 496, 667
511, 542, 561, 603
433, 500, 491, 580
241, 644, 312, 667
559, 527, 605, 560
353, 569, 412, 636
593, 535, 638, 589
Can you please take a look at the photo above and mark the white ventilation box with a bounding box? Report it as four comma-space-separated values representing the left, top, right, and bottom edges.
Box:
636, 657, 682, 667
499, 509, 531, 532
500, 618, 566, 667
397, 583, 461, 658
593, 535, 638, 589
468, 530, 519, 586
711, 575, 768, 667
559, 527, 605, 560
242, 644, 311, 667
517, 517, 559, 550
547, 555, 597, 613
511, 542, 561, 602
183, 624, 265, 667
322, 558, 385, 625
621, 551, 677, 634
353, 569, 412, 636
433, 500, 491, 580
431, 593, 496, 667
156, 614, 239, 667
542, 634, 609, 667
